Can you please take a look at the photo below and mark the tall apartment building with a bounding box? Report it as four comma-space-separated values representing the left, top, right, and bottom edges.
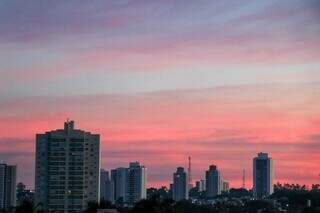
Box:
205, 165, 221, 197
172, 167, 188, 201
100, 169, 113, 202
110, 167, 128, 204
0, 164, 17, 210
221, 181, 229, 193
110, 162, 146, 206
168, 183, 173, 199
253, 152, 273, 198
195, 179, 206, 192
35, 120, 100, 213
200, 179, 206, 191
127, 162, 146, 206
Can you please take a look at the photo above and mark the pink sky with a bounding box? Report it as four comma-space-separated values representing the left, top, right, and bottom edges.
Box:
0, 0, 320, 189
1, 84, 319, 188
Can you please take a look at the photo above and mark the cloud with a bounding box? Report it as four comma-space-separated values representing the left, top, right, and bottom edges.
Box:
1, 0, 319, 86
0, 0, 320, 188
0, 0, 140, 43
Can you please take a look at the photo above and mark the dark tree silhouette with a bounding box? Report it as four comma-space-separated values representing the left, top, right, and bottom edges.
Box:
83, 200, 116, 213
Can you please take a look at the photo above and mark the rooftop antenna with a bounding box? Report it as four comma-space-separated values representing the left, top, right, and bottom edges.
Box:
188, 156, 192, 189
242, 169, 246, 189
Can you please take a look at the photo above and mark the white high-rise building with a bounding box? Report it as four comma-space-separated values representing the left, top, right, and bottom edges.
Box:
200, 179, 206, 191
205, 165, 221, 197
0, 163, 17, 210
127, 162, 146, 206
195, 179, 206, 192
253, 152, 273, 198
221, 181, 229, 192
35, 120, 100, 212
173, 167, 188, 201
110, 162, 146, 206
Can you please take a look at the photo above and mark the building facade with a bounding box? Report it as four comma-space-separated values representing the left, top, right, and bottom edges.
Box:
221, 181, 229, 193
127, 162, 146, 206
110, 167, 128, 204
253, 152, 273, 198
205, 165, 221, 198
198, 179, 206, 192
100, 170, 113, 202
110, 162, 146, 206
173, 167, 188, 201
0, 163, 17, 210
35, 120, 100, 213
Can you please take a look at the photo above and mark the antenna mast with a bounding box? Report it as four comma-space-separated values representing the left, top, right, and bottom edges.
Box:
242, 169, 246, 189
188, 156, 192, 189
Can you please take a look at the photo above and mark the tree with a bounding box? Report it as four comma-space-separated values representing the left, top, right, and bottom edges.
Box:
14, 200, 47, 213
83, 200, 115, 213
129, 198, 174, 213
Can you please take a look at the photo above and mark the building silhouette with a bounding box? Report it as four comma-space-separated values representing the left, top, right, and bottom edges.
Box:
205, 165, 221, 197
111, 167, 128, 204
253, 152, 274, 198
110, 162, 146, 206
127, 162, 147, 206
100, 169, 113, 202
221, 181, 229, 193
35, 120, 100, 212
195, 179, 206, 192
173, 167, 188, 201
0, 163, 17, 210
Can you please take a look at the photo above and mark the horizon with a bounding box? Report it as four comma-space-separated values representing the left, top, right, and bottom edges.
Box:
1, 0, 320, 190
3, 119, 319, 190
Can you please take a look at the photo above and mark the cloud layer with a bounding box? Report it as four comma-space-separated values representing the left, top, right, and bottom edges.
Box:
0, 0, 319, 188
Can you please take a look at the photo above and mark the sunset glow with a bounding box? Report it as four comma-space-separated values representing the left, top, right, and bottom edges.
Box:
0, 0, 320, 189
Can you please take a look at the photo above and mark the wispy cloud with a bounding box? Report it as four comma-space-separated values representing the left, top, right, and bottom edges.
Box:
0, 0, 319, 188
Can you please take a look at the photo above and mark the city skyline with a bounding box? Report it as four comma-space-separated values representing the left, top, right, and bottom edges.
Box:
3, 119, 316, 189
1, 0, 320, 189
1, 119, 318, 190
